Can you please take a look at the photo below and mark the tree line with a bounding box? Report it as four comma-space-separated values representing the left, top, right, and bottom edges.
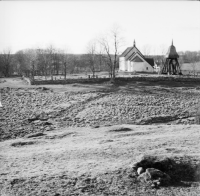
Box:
0, 47, 110, 79
1, 48, 199, 79
0, 27, 122, 80
0, 26, 200, 79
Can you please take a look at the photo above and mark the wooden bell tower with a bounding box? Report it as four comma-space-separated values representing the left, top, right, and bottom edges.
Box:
161, 40, 182, 75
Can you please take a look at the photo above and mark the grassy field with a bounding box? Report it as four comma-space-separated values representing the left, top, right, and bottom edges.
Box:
0, 77, 200, 195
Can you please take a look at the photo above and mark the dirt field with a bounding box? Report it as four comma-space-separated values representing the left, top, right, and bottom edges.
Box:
0, 77, 200, 195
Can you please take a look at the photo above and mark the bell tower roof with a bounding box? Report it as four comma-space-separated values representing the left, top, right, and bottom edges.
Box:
166, 40, 179, 59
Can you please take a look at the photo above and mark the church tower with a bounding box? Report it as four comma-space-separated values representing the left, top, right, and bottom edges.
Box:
161, 40, 182, 75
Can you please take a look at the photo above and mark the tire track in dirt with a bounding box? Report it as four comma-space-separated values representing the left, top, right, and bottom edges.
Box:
55, 92, 111, 128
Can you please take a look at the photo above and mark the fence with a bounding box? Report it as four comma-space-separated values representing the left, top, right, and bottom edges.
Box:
28, 75, 200, 85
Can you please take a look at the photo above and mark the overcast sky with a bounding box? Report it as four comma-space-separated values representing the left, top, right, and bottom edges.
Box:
0, 1, 199, 54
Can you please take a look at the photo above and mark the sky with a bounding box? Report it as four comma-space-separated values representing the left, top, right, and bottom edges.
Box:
0, 1, 200, 55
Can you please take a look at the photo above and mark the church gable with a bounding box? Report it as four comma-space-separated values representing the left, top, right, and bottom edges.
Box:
119, 40, 155, 72
132, 56, 144, 62
126, 47, 145, 61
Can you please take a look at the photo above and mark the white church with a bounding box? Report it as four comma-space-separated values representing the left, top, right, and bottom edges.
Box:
119, 41, 155, 73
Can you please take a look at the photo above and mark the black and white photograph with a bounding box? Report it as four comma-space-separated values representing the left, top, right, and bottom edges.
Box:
0, 0, 200, 195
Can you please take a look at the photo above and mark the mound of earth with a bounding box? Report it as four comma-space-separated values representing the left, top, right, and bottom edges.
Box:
132, 154, 200, 187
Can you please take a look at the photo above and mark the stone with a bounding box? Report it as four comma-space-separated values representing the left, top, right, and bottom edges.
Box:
138, 168, 170, 186
146, 168, 171, 185
136, 155, 175, 172
137, 167, 144, 175
137, 171, 151, 183
146, 168, 165, 178
156, 181, 161, 186
131, 162, 139, 170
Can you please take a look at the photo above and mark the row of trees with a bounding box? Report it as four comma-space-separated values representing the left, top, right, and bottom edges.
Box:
0, 50, 13, 77
0, 27, 122, 80
0, 47, 110, 80
1, 26, 200, 80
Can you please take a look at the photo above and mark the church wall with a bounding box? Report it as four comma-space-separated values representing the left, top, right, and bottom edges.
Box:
130, 61, 154, 72
125, 61, 128, 71
119, 51, 154, 73
127, 61, 131, 72
119, 57, 126, 71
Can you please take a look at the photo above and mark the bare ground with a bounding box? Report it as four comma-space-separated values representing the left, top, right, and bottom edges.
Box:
0, 77, 200, 195
1, 125, 200, 196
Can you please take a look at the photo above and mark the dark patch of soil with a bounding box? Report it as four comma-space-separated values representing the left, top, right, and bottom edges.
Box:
109, 127, 133, 132
25, 132, 46, 138
136, 115, 179, 125
11, 141, 37, 147
45, 132, 75, 139
99, 139, 114, 144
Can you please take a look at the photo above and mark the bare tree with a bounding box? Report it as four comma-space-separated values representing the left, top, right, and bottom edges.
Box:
37, 48, 49, 79
158, 44, 168, 74
71, 55, 81, 74
178, 57, 184, 75
36, 46, 55, 80
160, 44, 168, 56
0, 49, 13, 77
15, 50, 27, 76
60, 49, 71, 80
142, 44, 152, 56
63, 57, 68, 80
186, 52, 199, 77
191, 61, 197, 77
46, 45, 55, 80
97, 45, 104, 72
35, 49, 45, 76
53, 52, 62, 75
24, 49, 37, 80
86, 41, 97, 78
99, 26, 123, 81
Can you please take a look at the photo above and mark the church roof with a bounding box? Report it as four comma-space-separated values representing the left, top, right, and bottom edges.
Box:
126, 47, 145, 61
166, 40, 179, 59
120, 40, 154, 67
144, 58, 154, 67
121, 47, 132, 57
120, 41, 145, 61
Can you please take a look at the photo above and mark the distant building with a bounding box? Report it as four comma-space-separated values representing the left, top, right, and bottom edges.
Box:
119, 40, 154, 73
161, 40, 182, 75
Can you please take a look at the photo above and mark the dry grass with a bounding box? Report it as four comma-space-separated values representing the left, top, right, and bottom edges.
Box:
1, 125, 200, 195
